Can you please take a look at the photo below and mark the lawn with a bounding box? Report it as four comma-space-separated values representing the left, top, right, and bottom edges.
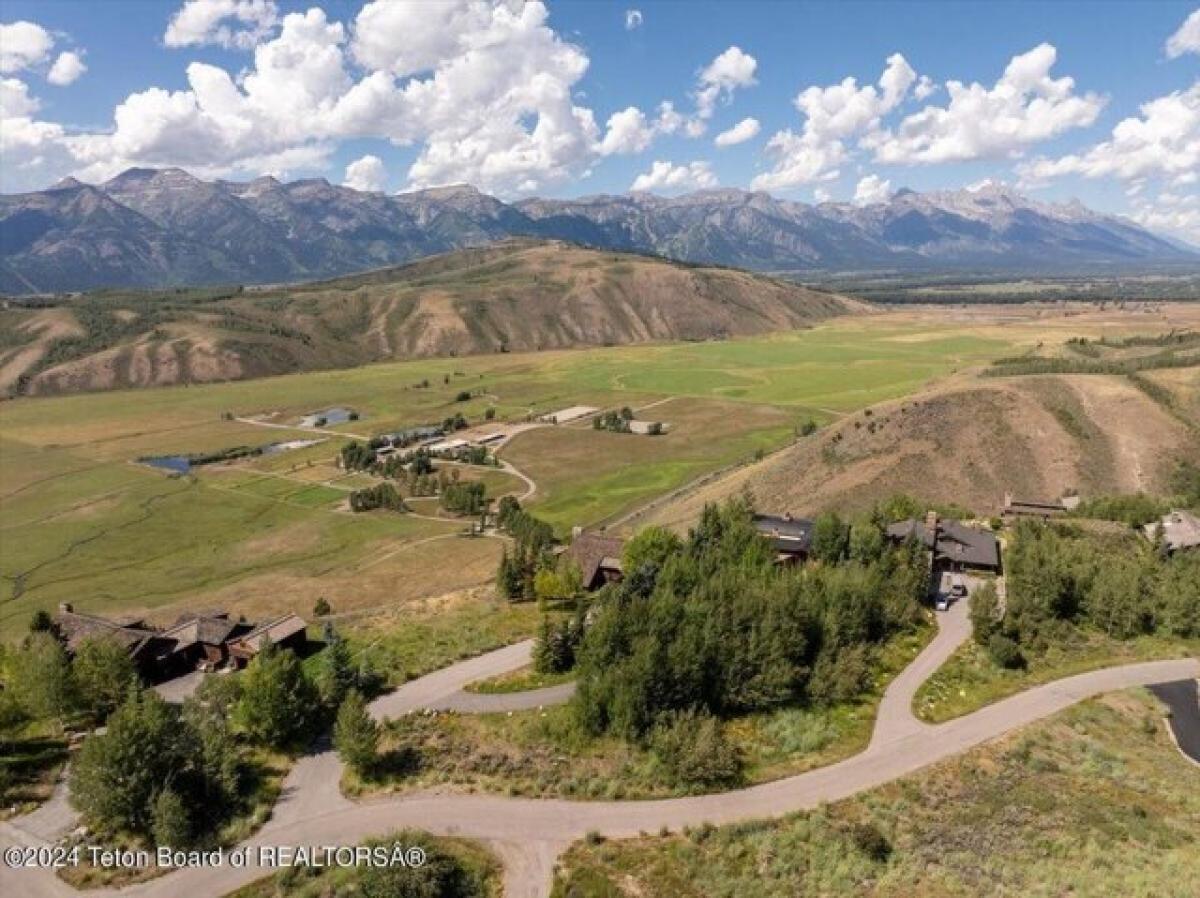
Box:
913, 627, 1200, 723
552, 689, 1200, 897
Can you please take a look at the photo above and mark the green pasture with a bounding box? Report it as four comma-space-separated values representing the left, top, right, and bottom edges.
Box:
0, 318, 1022, 641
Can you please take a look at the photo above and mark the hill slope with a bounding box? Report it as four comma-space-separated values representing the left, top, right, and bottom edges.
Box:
641, 372, 1200, 527
2, 169, 1192, 294
0, 240, 864, 395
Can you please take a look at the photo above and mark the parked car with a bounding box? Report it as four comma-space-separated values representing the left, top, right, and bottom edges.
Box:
935, 596, 950, 612
951, 575, 969, 598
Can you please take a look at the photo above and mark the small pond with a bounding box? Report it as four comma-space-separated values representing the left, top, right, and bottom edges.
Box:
300, 407, 357, 427
140, 455, 191, 474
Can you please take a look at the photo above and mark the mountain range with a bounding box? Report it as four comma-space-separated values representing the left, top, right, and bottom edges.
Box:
0, 240, 865, 395
1, 168, 1194, 295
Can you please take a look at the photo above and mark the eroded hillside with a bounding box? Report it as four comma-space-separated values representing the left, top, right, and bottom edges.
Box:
643, 371, 1200, 526
0, 240, 864, 395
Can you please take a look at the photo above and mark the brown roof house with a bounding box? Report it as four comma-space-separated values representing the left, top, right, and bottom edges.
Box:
52, 603, 306, 682
886, 512, 1001, 573
563, 529, 625, 590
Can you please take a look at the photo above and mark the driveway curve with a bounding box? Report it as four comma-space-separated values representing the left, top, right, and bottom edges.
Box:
4, 605, 1196, 898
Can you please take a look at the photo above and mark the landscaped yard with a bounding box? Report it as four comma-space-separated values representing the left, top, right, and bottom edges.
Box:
551, 689, 1200, 897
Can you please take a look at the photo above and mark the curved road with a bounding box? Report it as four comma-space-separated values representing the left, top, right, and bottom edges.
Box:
4, 602, 1197, 898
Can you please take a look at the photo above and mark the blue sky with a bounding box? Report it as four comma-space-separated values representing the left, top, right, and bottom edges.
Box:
2, 1, 1198, 238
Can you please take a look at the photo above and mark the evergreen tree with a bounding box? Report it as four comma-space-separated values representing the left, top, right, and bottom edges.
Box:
317, 629, 357, 707
333, 690, 379, 776
532, 616, 556, 674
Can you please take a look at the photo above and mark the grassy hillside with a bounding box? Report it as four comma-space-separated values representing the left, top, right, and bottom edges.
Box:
552, 689, 1200, 897
645, 366, 1200, 525
0, 240, 863, 396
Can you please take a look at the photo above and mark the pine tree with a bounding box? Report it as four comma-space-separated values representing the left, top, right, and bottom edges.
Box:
532, 616, 556, 674
317, 629, 357, 707
333, 690, 379, 776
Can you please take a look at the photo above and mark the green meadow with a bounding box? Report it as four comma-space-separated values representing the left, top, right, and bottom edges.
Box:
0, 318, 1019, 640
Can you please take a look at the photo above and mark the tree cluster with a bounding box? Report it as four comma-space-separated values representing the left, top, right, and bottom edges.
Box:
983, 521, 1200, 661
440, 480, 486, 515
5, 631, 139, 728
573, 498, 926, 741
593, 407, 634, 433
495, 499, 556, 601
349, 482, 408, 513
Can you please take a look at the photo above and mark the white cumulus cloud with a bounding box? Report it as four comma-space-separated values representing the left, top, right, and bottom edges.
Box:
1019, 82, 1199, 183
47, 51, 86, 86
853, 173, 892, 205
690, 46, 757, 135
869, 44, 1104, 165
752, 53, 916, 190
343, 153, 387, 191
164, 0, 279, 50
0, 20, 54, 73
714, 116, 760, 147
1166, 8, 1200, 58
597, 105, 655, 155
625, 9, 643, 31
631, 160, 717, 192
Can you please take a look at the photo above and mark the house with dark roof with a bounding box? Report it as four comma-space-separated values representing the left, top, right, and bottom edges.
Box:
52, 603, 306, 682
562, 531, 625, 590
753, 513, 815, 564
886, 512, 1001, 573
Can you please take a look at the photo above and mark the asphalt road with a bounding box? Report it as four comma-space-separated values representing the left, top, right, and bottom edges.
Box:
1149, 678, 1200, 766
4, 602, 1197, 898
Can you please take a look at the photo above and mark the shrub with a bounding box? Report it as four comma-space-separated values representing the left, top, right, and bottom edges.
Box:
987, 633, 1025, 669
651, 710, 744, 789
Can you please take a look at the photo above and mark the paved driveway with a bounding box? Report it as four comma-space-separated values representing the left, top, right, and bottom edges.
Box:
5, 615, 1197, 898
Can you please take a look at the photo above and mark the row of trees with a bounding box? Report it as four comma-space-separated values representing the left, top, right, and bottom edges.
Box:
572, 498, 927, 742
970, 520, 1200, 668
495, 498, 556, 601
349, 482, 409, 513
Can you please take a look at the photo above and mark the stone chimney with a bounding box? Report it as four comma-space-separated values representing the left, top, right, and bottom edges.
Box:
571, 525, 583, 539
925, 510, 939, 537
58, 602, 73, 614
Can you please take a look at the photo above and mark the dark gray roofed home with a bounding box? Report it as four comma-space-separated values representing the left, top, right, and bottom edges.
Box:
886, 511, 1001, 573
753, 513, 815, 564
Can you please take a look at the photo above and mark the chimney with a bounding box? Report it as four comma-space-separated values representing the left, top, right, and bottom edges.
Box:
571, 525, 583, 539
59, 602, 73, 614
925, 510, 939, 537
784, 512, 793, 522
